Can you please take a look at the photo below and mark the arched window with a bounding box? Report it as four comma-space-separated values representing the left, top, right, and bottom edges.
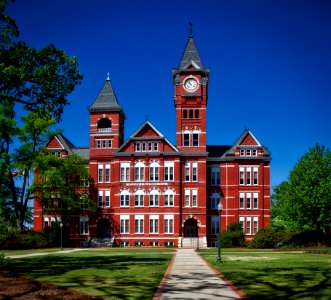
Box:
183, 130, 190, 147
97, 118, 112, 132
211, 193, 220, 209
164, 190, 174, 206
120, 190, 130, 207
149, 162, 159, 181
134, 190, 144, 207
149, 190, 159, 206
134, 162, 145, 181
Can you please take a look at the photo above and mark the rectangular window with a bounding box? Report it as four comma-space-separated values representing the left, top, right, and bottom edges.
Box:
239, 217, 244, 233
105, 190, 110, 207
246, 217, 252, 235
192, 190, 198, 207
239, 192, 244, 209
102, 140, 106, 148
149, 215, 159, 234
211, 216, 219, 235
120, 215, 129, 234
164, 215, 174, 234
98, 164, 103, 183
148, 142, 153, 151
164, 162, 174, 181
246, 193, 251, 209
135, 194, 144, 206
142, 142, 146, 151
183, 109, 188, 118
134, 166, 144, 181
134, 215, 144, 234
240, 149, 245, 156
253, 167, 258, 185
96, 140, 101, 148
108, 140, 112, 148
120, 163, 130, 182
211, 167, 220, 186
149, 165, 159, 181
192, 133, 199, 146
239, 167, 244, 185
154, 143, 158, 151
185, 162, 190, 181
98, 190, 103, 207
105, 164, 110, 183
192, 163, 198, 181
253, 217, 258, 234
252, 149, 257, 156
80, 216, 89, 235
253, 192, 258, 209
246, 167, 251, 185
135, 143, 141, 152
194, 109, 199, 119
183, 133, 190, 146
184, 190, 190, 207
189, 109, 194, 119
246, 149, 251, 156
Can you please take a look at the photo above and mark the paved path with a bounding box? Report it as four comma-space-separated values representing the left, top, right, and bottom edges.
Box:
154, 249, 245, 300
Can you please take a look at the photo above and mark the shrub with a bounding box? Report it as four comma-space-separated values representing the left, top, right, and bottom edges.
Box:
251, 228, 284, 248
219, 222, 246, 248
0, 252, 9, 270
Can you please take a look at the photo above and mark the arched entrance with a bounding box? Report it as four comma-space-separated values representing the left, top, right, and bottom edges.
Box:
97, 219, 111, 238
184, 218, 198, 237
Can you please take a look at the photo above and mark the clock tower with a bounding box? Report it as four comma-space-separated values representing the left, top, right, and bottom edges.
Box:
172, 34, 210, 152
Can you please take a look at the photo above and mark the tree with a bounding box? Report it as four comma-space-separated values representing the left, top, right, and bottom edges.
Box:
0, 0, 83, 231
33, 153, 95, 225
271, 144, 331, 235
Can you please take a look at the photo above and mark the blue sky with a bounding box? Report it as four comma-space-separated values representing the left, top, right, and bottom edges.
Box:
7, 0, 331, 187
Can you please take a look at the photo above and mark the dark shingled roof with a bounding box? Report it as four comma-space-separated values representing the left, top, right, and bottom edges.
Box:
178, 35, 204, 69
72, 148, 90, 162
207, 145, 231, 158
88, 79, 125, 115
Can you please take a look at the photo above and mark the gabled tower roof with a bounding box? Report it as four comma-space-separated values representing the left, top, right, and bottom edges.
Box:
88, 77, 125, 117
178, 35, 204, 70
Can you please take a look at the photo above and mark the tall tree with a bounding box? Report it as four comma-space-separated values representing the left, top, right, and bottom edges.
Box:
271, 144, 331, 234
33, 153, 95, 225
0, 0, 83, 231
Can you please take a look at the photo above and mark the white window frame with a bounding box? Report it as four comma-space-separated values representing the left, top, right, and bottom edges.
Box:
164, 162, 174, 181
192, 189, 198, 207
105, 190, 110, 207
246, 192, 251, 209
120, 190, 130, 207
164, 190, 174, 206
183, 131, 190, 147
98, 164, 103, 183
120, 215, 130, 234
184, 189, 190, 207
185, 162, 190, 181
98, 190, 103, 207
149, 215, 159, 234
239, 192, 244, 209
253, 192, 258, 209
149, 162, 159, 181
253, 167, 258, 185
149, 190, 159, 207
192, 130, 199, 147
246, 167, 251, 185
105, 164, 110, 183
134, 162, 145, 181
246, 217, 252, 235
164, 214, 174, 234
134, 190, 144, 207
239, 167, 244, 185
192, 162, 198, 181
120, 162, 130, 182
134, 215, 144, 234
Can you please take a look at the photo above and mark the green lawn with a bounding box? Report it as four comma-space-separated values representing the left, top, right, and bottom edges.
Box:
8, 248, 175, 299
1, 248, 74, 256
199, 248, 331, 300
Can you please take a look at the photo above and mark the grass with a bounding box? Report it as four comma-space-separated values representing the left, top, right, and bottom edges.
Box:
199, 248, 331, 300
1, 248, 74, 256
8, 248, 175, 299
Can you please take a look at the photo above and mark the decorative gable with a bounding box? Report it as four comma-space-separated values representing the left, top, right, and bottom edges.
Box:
239, 133, 259, 146
135, 124, 159, 138
46, 136, 64, 149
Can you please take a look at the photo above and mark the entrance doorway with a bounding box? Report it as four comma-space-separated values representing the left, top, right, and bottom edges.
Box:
184, 218, 198, 237
97, 219, 111, 238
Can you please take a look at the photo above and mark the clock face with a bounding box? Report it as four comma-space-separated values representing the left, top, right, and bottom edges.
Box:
184, 77, 198, 92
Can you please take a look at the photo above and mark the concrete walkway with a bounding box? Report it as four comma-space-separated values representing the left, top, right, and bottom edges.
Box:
154, 249, 245, 300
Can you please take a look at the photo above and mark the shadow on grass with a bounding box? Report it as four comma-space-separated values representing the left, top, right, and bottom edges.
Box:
9, 254, 171, 299
220, 264, 331, 300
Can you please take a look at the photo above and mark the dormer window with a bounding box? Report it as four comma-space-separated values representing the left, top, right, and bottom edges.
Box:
135, 142, 159, 152
98, 118, 112, 132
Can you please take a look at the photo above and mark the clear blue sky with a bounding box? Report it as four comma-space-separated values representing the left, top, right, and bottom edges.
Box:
7, 0, 331, 187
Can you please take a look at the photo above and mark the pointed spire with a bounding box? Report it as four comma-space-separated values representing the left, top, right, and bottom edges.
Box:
178, 34, 203, 70
88, 75, 125, 116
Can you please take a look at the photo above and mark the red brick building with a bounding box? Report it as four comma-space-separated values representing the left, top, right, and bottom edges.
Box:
34, 34, 271, 247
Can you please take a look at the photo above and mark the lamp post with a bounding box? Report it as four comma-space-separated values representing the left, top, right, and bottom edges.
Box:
60, 222, 63, 251
197, 221, 201, 250
217, 202, 223, 262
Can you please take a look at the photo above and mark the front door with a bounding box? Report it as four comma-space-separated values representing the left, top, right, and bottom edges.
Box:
184, 218, 198, 237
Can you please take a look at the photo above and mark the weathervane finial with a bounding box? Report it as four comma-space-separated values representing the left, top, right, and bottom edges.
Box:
189, 21, 193, 37
106, 72, 110, 80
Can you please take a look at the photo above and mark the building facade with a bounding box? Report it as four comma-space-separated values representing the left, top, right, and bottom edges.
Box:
34, 34, 271, 247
